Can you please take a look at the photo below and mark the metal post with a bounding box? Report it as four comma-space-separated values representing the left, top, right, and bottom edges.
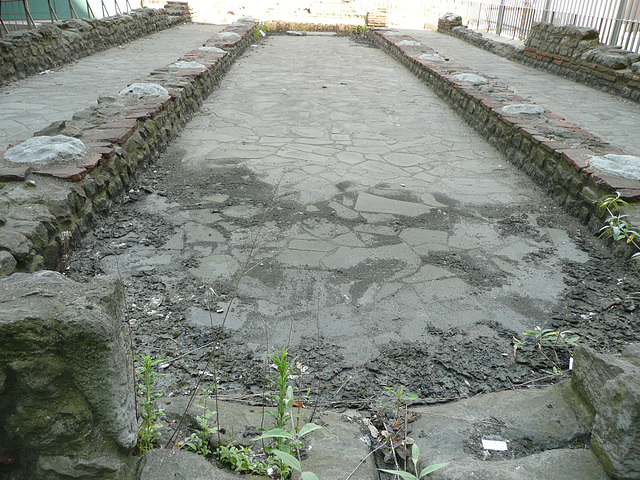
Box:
68, 0, 78, 18
0, 17, 7, 38
47, 0, 59, 22
101, 0, 108, 17
496, 0, 506, 35
609, 0, 629, 46
22, 0, 36, 28
85, 0, 95, 18
541, 0, 552, 23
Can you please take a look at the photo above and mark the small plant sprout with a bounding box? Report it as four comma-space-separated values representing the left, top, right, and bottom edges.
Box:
513, 326, 579, 377
182, 403, 217, 457
352, 24, 368, 35
254, 385, 325, 476
136, 355, 164, 455
598, 193, 640, 299
264, 346, 297, 451
253, 346, 325, 479
598, 193, 640, 262
384, 385, 418, 415
380, 444, 449, 480
521, 326, 579, 349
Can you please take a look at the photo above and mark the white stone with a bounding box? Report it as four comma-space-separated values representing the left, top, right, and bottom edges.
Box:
4, 135, 87, 165
119, 83, 168, 98
398, 40, 421, 46
198, 46, 225, 53
170, 61, 206, 69
452, 73, 488, 85
217, 32, 241, 41
384, 31, 403, 36
502, 104, 545, 115
419, 53, 445, 62
589, 154, 640, 180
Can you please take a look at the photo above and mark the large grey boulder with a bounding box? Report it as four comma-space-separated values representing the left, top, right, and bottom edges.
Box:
0, 272, 137, 480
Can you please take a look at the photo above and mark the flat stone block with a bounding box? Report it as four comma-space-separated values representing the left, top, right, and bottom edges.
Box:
559, 148, 594, 170
355, 192, 438, 216
33, 166, 88, 181
0, 166, 30, 181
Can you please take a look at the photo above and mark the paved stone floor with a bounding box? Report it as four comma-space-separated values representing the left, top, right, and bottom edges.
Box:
85, 34, 594, 381
0, 22, 223, 146
9, 25, 632, 479
406, 29, 640, 157
68, 34, 627, 479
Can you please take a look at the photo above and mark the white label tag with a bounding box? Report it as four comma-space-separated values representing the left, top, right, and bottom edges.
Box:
569, 357, 574, 370
482, 439, 508, 451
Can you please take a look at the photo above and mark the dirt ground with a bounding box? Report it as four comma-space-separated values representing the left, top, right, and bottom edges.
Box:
66, 152, 640, 409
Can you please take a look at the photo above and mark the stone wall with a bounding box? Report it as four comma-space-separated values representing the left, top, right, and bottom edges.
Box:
437, 12, 463, 31
368, 28, 640, 258
523, 23, 640, 102
439, 19, 640, 104
0, 3, 192, 86
0, 272, 136, 480
0, 19, 257, 275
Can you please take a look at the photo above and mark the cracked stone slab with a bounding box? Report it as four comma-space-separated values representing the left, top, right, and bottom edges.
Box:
412, 382, 606, 480
198, 46, 225, 53
216, 32, 241, 42
322, 243, 420, 271
355, 192, 441, 216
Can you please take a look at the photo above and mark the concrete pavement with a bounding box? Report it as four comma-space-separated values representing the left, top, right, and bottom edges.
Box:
0, 22, 224, 146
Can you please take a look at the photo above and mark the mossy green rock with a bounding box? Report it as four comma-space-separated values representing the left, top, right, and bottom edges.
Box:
0, 272, 137, 479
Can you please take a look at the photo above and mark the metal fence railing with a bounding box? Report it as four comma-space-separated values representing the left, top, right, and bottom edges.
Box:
357, 0, 640, 53
1, 0, 140, 37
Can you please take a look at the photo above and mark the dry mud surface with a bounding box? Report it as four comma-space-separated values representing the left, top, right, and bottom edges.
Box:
68, 35, 640, 412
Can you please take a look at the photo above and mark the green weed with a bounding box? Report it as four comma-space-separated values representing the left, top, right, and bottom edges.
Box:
216, 443, 284, 476
182, 403, 217, 457
380, 444, 449, 480
253, 347, 324, 479
136, 355, 164, 455
598, 193, 640, 260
